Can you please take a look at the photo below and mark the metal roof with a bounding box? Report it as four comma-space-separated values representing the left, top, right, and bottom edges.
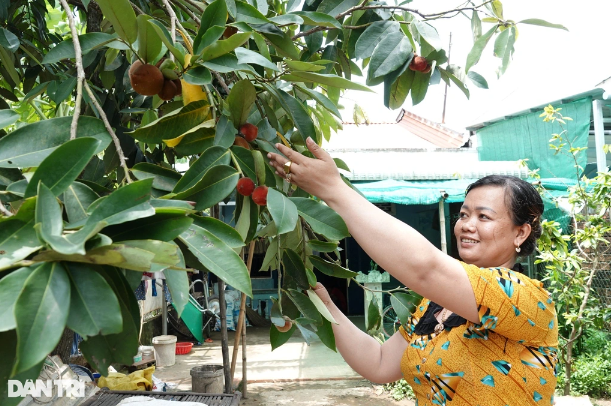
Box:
396, 110, 467, 148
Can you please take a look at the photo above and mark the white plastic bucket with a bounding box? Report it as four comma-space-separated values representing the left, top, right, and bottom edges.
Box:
152, 335, 177, 367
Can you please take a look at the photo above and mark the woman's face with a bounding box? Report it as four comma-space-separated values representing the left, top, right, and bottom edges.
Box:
453, 185, 529, 269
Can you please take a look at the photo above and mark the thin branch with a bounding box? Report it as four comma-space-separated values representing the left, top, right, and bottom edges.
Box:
83, 82, 133, 183
180, 0, 204, 14
58, 0, 85, 140
170, 0, 201, 25
0, 204, 13, 217
129, 1, 145, 15
212, 70, 230, 94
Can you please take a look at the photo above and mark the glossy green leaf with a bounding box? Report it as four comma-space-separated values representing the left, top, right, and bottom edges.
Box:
173, 165, 239, 210
191, 215, 243, 248
164, 264, 189, 317
179, 225, 252, 296
287, 289, 321, 325
65, 262, 123, 339
367, 32, 412, 85
235, 47, 279, 71
258, 25, 299, 60
267, 188, 298, 235
294, 86, 341, 119
236, 2, 270, 24
136, 15, 162, 64
270, 297, 285, 327
0, 28, 19, 52
25, 137, 100, 199
147, 20, 184, 66
63, 182, 99, 224
294, 319, 318, 344
410, 70, 431, 106
195, 26, 226, 55
0, 110, 19, 129
42, 33, 116, 64
183, 66, 213, 85
235, 194, 259, 243
305, 267, 317, 288
366, 295, 381, 332
150, 199, 196, 213
252, 150, 266, 186
306, 288, 338, 324
174, 146, 231, 193
493, 27, 510, 58
283, 249, 309, 291
307, 240, 338, 253
280, 71, 373, 92
309, 255, 358, 278
231, 146, 257, 182
227, 79, 256, 129
129, 101, 210, 144
390, 291, 421, 327
517, 18, 568, 31
270, 319, 296, 350
0, 219, 40, 270
102, 213, 193, 242
200, 32, 251, 62
0, 116, 111, 169
194, 0, 227, 53
500, 27, 516, 75
316, 0, 360, 17
260, 236, 278, 271
80, 266, 139, 376
96, 0, 138, 44
121, 239, 181, 271
414, 20, 442, 51
214, 115, 237, 148
354, 21, 398, 59
132, 163, 181, 192
467, 71, 489, 89
443, 65, 470, 99
285, 60, 325, 72
13, 262, 70, 375
290, 197, 349, 241
465, 24, 497, 73
289, 11, 341, 28
0, 267, 36, 332
174, 128, 216, 157
264, 85, 316, 144
269, 14, 303, 25
315, 317, 336, 351
0, 330, 44, 406
385, 63, 414, 109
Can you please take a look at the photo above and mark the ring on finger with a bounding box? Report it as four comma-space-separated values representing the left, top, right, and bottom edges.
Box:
283, 161, 292, 175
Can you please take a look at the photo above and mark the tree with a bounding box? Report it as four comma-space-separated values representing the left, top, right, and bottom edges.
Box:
0, 0, 566, 403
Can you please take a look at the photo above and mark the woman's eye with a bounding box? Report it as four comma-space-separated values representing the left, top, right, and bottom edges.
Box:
479, 214, 490, 220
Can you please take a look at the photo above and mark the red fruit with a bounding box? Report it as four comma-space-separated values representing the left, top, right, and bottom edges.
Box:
236, 178, 255, 196
240, 123, 258, 142
233, 136, 251, 150
421, 64, 432, 74
409, 56, 428, 72
129, 62, 164, 96
158, 79, 178, 101
223, 26, 238, 39
172, 79, 182, 96
252, 186, 268, 206
275, 317, 292, 333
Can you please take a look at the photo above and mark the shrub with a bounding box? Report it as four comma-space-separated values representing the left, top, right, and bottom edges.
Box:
383, 379, 416, 401
557, 343, 611, 398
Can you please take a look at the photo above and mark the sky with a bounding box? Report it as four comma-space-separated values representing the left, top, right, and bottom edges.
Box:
338, 0, 612, 132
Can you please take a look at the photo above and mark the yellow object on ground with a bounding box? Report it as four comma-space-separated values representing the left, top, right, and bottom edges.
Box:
98, 366, 155, 391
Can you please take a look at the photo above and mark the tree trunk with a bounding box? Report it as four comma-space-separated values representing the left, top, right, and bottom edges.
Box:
564, 341, 572, 395
52, 328, 74, 364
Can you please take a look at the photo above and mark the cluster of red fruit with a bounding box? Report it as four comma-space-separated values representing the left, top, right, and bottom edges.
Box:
129, 60, 182, 100
236, 178, 268, 205
409, 55, 431, 74
233, 123, 258, 149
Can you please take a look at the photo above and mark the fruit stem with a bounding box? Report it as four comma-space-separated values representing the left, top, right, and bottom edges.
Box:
230, 151, 245, 177
125, 41, 146, 65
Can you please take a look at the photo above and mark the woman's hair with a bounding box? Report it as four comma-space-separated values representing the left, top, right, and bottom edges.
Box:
465, 175, 544, 257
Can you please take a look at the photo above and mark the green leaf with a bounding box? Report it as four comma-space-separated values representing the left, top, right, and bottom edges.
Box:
0, 267, 36, 332
289, 11, 342, 28
150, 199, 196, 213
190, 215, 244, 248
491, 0, 503, 19
96, 0, 138, 44
267, 188, 298, 235
164, 265, 189, 317
24, 137, 101, 199
174, 128, 216, 157
0, 109, 19, 129
493, 27, 510, 58
285, 60, 325, 72
294, 319, 318, 344
0, 45, 19, 85
194, 26, 226, 55
173, 165, 239, 210
269, 14, 303, 25
414, 20, 442, 51
499, 27, 516, 75
65, 262, 123, 339
148, 20, 185, 66
306, 288, 338, 324
179, 225, 252, 296
102, 213, 193, 242
174, 146, 231, 193
42, 33, 117, 64
194, 0, 228, 52
471, 10, 482, 42
0, 116, 111, 169
235, 47, 279, 71
0, 330, 44, 406
283, 249, 309, 291
465, 24, 497, 72
128, 101, 211, 144
315, 317, 336, 351
264, 84, 316, 144
354, 21, 399, 60
444, 65, 470, 99
367, 32, 412, 85
269, 319, 296, 350
294, 86, 341, 119
308, 255, 358, 278
287, 289, 322, 325
63, 182, 99, 224
390, 291, 420, 327
231, 145, 256, 182
0, 219, 40, 270
200, 32, 251, 62
366, 295, 381, 332
227, 79, 256, 129
136, 15, 162, 64
235, 194, 259, 243
214, 115, 237, 149
307, 240, 338, 253
467, 71, 489, 89
517, 18, 568, 31
386, 64, 414, 109
13, 262, 70, 375
289, 197, 349, 240
316, 0, 360, 17
280, 71, 373, 92
236, 1, 270, 24
0, 28, 19, 52
80, 266, 139, 376
257, 24, 300, 60
183, 66, 213, 85
410, 70, 430, 106
36, 183, 84, 255
132, 163, 181, 192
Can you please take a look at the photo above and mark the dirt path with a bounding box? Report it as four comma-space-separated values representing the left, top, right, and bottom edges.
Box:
239, 379, 415, 406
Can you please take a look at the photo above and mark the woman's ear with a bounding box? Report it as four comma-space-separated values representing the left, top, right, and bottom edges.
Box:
515, 223, 532, 247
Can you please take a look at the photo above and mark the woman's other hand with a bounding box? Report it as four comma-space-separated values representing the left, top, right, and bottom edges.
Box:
267, 137, 346, 202
312, 282, 334, 308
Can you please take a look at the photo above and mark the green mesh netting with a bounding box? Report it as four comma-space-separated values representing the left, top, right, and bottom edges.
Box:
476, 98, 592, 179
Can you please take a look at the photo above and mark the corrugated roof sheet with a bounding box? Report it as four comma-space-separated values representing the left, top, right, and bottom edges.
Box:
396, 110, 466, 148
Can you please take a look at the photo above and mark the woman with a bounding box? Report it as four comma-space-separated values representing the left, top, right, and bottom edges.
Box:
268, 137, 558, 406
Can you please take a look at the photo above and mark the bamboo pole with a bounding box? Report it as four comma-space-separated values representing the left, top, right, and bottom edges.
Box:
241, 309, 247, 398
218, 279, 232, 393
231, 240, 255, 381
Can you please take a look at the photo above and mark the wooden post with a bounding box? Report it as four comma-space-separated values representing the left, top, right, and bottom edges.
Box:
231, 240, 255, 382
218, 279, 232, 394
241, 310, 247, 398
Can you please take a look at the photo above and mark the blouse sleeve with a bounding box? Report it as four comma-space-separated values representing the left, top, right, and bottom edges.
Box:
461, 262, 558, 347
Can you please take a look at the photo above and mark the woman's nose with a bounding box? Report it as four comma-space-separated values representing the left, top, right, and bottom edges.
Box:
462, 219, 476, 232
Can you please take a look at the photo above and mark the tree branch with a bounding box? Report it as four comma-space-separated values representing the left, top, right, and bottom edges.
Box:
170, 0, 201, 25
212, 71, 230, 94
180, 0, 204, 14
0, 204, 13, 217
58, 0, 85, 140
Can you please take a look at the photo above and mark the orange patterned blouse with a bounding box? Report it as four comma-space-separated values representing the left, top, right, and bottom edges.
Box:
399, 262, 559, 406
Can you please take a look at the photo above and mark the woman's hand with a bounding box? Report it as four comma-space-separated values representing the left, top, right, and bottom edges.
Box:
267, 137, 346, 202
312, 282, 334, 308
